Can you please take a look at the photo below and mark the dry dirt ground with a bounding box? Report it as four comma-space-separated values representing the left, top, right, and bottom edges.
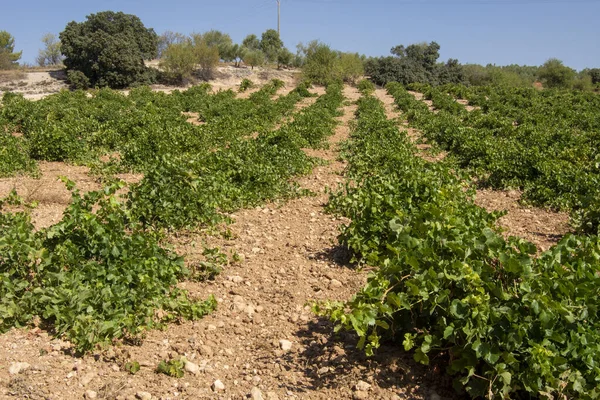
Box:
0, 65, 301, 101
374, 88, 570, 252
0, 85, 454, 400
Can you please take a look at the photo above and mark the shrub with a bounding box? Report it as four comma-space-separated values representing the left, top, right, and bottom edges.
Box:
239, 78, 254, 92
67, 70, 90, 89
60, 11, 158, 88
159, 42, 197, 85
357, 79, 375, 94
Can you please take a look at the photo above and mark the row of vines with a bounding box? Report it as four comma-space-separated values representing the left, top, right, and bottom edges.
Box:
317, 86, 600, 398
0, 81, 344, 352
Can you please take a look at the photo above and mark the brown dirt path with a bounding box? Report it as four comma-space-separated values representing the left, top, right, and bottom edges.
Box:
0, 86, 443, 400
373, 88, 569, 252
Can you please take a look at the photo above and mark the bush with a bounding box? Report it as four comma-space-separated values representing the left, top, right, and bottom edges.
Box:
67, 70, 90, 89
538, 58, 576, 89
357, 79, 375, 94
239, 78, 254, 92
159, 42, 197, 85
60, 11, 158, 88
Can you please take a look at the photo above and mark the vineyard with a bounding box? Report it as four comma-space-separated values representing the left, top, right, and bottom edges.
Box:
0, 78, 599, 399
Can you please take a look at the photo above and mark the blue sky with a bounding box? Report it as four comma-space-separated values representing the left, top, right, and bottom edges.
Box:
1, 0, 599, 70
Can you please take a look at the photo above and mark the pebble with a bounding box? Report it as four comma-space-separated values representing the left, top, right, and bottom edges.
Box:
199, 345, 213, 357
279, 340, 293, 352
250, 387, 265, 400
85, 390, 98, 399
8, 362, 30, 375
184, 361, 200, 375
135, 392, 152, 400
229, 275, 244, 283
353, 391, 369, 400
354, 381, 372, 391
329, 279, 343, 289
212, 379, 225, 392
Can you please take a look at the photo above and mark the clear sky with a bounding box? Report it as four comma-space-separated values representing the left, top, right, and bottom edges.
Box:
1, 0, 599, 70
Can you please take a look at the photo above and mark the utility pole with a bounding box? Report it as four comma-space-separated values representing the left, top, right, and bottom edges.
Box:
277, 0, 281, 36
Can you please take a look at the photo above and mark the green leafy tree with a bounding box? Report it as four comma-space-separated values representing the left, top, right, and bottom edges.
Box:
191, 36, 220, 80
201, 30, 233, 60
60, 11, 158, 88
157, 31, 186, 58
538, 58, 576, 88
583, 67, 600, 85
277, 48, 294, 69
36, 33, 63, 67
300, 41, 364, 84
160, 42, 197, 84
242, 34, 261, 51
260, 29, 283, 63
243, 50, 265, 70
0, 31, 22, 69
229, 44, 247, 67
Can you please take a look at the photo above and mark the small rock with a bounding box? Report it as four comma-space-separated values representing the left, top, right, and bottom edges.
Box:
317, 367, 330, 374
229, 276, 244, 283
8, 362, 30, 375
184, 361, 200, 375
329, 279, 343, 289
85, 390, 98, 399
199, 345, 213, 357
353, 391, 369, 400
390, 395, 401, 400
212, 379, 225, 392
354, 381, 372, 392
135, 392, 152, 400
279, 340, 293, 352
250, 387, 264, 400
80, 372, 96, 386
266, 392, 279, 400
207, 324, 217, 331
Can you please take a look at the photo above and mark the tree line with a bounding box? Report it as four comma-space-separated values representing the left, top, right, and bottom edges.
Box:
1, 10, 599, 90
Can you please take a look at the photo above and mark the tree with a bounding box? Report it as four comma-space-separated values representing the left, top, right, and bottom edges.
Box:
584, 68, 600, 85
36, 33, 63, 67
60, 11, 158, 88
300, 41, 364, 84
191, 36, 220, 80
229, 44, 247, 68
260, 29, 283, 63
160, 42, 197, 84
244, 50, 265, 70
201, 30, 233, 60
0, 31, 22, 69
277, 48, 294, 69
158, 31, 186, 58
242, 34, 261, 51
538, 58, 575, 89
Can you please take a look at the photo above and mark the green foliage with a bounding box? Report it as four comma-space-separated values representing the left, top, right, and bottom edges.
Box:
277, 48, 294, 69
462, 64, 538, 87
125, 361, 141, 375
243, 50, 265, 69
0, 31, 22, 69
242, 34, 261, 51
157, 358, 185, 378
357, 79, 375, 94
0, 132, 37, 177
366, 42, 465, 87
159, 42, 197, 84
157, 31, 187, 58
59, 11, 158, 88
190, 35, 220, 80
66, 70, 91, 89
538, 58, 576, 89
36, 33, 63, 67
199, 30, 233, 60
0, 183, 216, 353
239, 78, 254, 92
389, 82, 600, 231
260, 29, 284, 63
318, 90, 600, 399
300, 41, 364, 85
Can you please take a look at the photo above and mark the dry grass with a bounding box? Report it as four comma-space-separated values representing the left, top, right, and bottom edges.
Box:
0, 69, 26, 83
